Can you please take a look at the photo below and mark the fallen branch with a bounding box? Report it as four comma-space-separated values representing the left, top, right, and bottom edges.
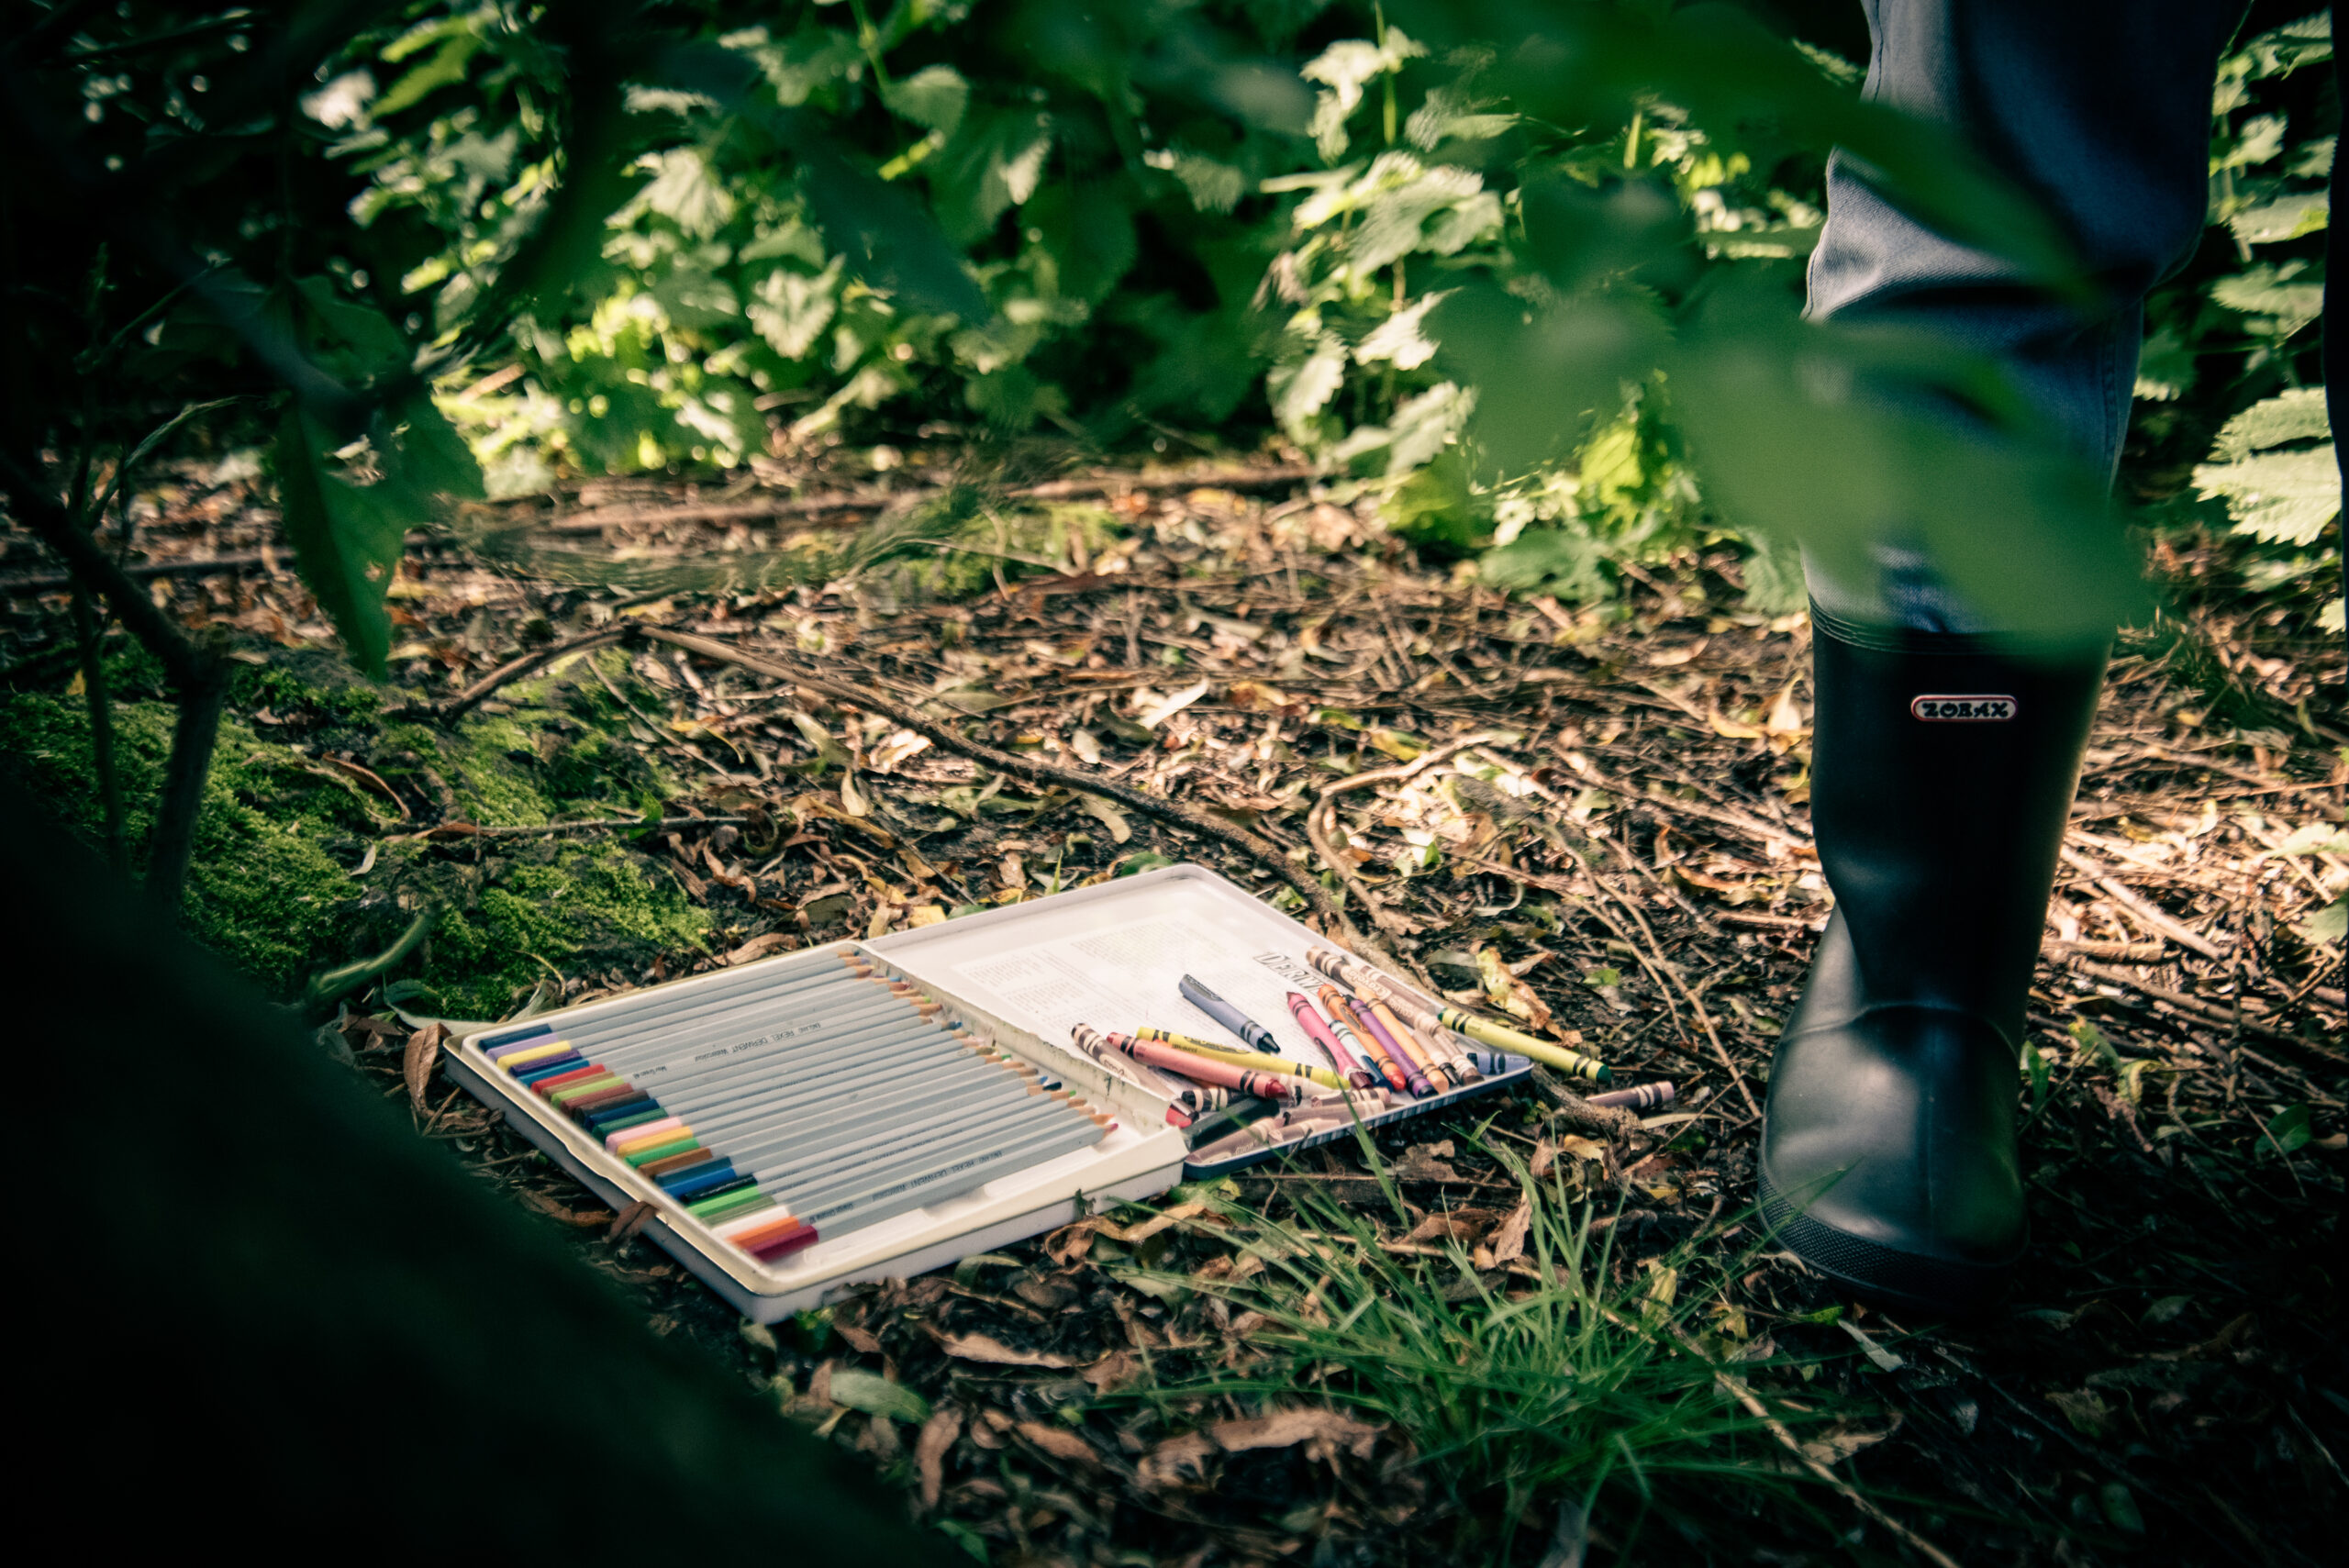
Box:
2074, 961, 2347, 1064
1525, 1066, 1643, 1141
636, 627, 1404, 972
2060, 846, 2229, 960
410, 628, 626, 722
390, 813, 751, 843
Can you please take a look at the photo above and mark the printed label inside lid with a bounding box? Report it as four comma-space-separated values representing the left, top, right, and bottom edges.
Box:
1911, 695, 2017, 721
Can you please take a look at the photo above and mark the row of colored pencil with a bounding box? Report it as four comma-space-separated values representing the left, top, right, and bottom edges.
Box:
483, 951, 1113, 1263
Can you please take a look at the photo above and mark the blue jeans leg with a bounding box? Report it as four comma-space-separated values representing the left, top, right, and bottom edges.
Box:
1803, 0, 2238, 632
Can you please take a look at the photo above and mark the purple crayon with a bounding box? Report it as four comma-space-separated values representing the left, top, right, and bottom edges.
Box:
1341, 994, 1434, 1098
1586, 1081, 1674, 1111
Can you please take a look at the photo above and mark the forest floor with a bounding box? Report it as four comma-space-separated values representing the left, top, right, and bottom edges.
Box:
2, 440, 2343, 1566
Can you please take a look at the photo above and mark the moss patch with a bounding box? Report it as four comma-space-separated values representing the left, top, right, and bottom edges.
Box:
0, 646, 709, 1013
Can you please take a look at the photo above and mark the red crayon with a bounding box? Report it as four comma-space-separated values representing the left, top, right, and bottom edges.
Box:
1097, 1028, 1305, 1105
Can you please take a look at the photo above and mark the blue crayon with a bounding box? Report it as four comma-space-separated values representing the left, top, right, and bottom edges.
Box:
1178, 974, 1279, 1053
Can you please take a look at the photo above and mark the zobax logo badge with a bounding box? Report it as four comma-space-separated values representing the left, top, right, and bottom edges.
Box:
1911, 695, 2018, 721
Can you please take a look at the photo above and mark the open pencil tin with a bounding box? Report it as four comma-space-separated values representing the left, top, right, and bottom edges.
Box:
445, 862, 1528, 1320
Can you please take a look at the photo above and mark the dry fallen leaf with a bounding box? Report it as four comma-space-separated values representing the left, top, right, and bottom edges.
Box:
930, 1329, 1084, 1368
605, 1200, 657, 1243
1093, 1200, 1208, 1244
1390, 1144, 1465, 1183
402, 1021, 446, 1111
724, 931, 794, 965
518, 1190, 615, 1229
1139, 1431, 1218, 1487
1082, 1350, 1141, 1394
916, 1406, 963, 1508
1211, 1407, 1384, 1462
1016, 1421, 1101, 1466
1488, 1197, 1534, 1263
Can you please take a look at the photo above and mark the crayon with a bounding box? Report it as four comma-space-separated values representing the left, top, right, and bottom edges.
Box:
1586, 1081, 1674, 1111
1314, 985, 1405, 1095
1340, 994, 1434, 1098
1366, 995, 1455, 1091
1134, 1027, 1349, 1093
1085, 1027, 1306, 1105
1285, 992, 1377, 1089
1435, 1007, 1611, 1084
1306, 948, 1485, 1085
1068, 1021, 1197, 1103
1182, 1095, 1282, 1149
1177, 974, 1279, 1053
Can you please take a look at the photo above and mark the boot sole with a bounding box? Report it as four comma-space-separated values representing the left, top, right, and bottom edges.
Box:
1756, 1169, 2019, 1319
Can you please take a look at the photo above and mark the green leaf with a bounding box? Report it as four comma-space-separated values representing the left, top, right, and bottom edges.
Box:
928, 106, 1056, 245
2261, 1102, 2314, 1157
2299, 894, 2347, 945
827, 1368, 930, 1424
276, 390, 483, 679
374, 31, 481, 117
882, 64, 969, 137
789, 124, 987, 319
2193, 447, 2341, 546
2210, 386, 2330, 459
1024, 181, 1137, 305
1114, 851, 1178, 877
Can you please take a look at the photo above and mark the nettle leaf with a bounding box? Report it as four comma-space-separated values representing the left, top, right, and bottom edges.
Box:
2193, 447, 2341, 545
374, 27, 482, 118
748, 257, 842, 359
1025, 181, 1137, 304
278, 392, 484, 678
2211, 386, 2330, 459
2210, 263, 2326, 334
882, 64, 970, 137
1268, 339, 1348, 439
929, 106, 1055, 244
1350, 159, 1492, 272
2228, 191, 2329, 247
631, 148, 736, 239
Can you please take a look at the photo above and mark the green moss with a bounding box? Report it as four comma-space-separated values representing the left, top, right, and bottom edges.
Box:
410, 846, 709, 1018
0, 652, 710, 1012
0, 694, 371, 993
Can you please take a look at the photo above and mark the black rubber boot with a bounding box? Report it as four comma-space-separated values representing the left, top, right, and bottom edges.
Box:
1757, 606, 2105, 1317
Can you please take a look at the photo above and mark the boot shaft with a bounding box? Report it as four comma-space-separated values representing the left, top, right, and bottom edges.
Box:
1807, 607, 2106, 1041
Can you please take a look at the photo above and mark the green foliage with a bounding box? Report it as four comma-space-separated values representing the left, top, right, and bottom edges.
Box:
1122, 1135, 1842, 1553
2141, 12, 2340, 623
21, 1, 2326, 664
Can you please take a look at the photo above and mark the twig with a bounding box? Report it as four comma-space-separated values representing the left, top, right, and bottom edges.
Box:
417, 628, 625, 722
389, 814, 751, 843
1525, 1066, 1643, 1141
2075, 961, 2346, 1063
2059, 846, 2229, 959
636, 627, 1403, 972
1306, 732, 1512, 979
530, 463, 1323, 535
71, 588, 126, 873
